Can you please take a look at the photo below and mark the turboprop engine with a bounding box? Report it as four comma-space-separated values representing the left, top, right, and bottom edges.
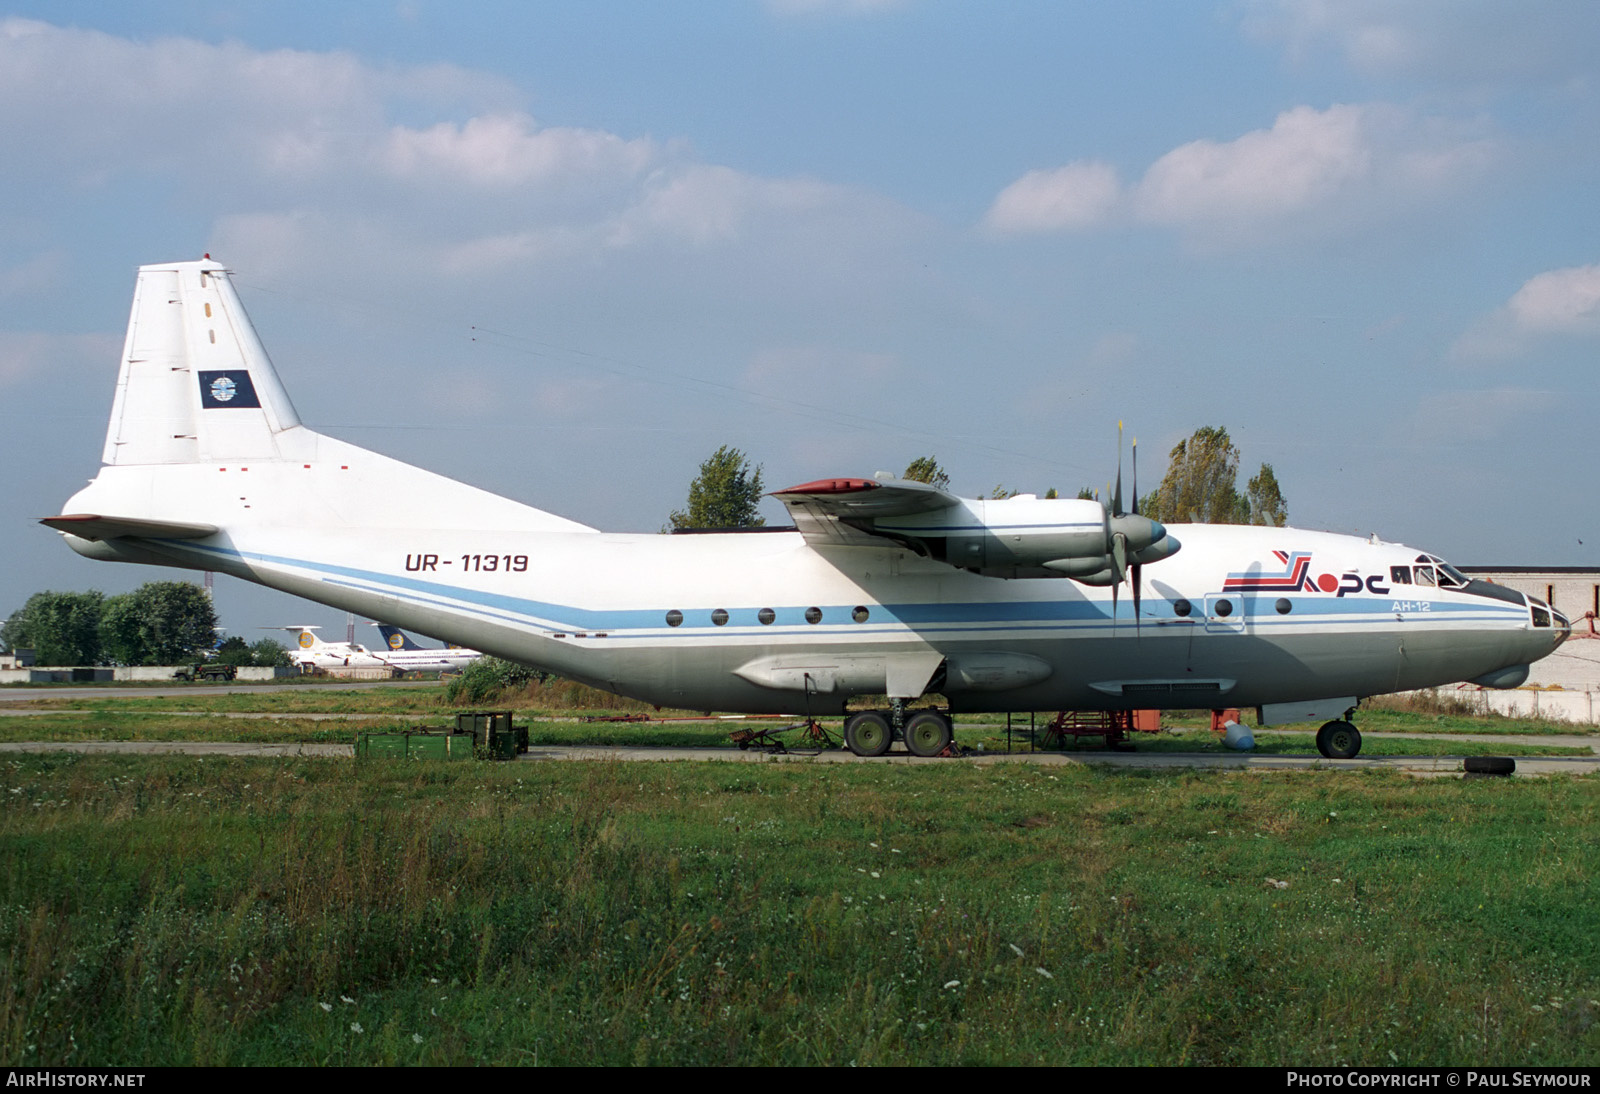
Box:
871, 495, 1181, 583
770, 430, 1180, 591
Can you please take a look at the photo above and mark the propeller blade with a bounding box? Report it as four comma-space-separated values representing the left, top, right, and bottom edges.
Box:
1113, 421, 1124, 517
1131, 436, 1139, 517
1111, 531, 1127, 630
1132, 560, 1142, 636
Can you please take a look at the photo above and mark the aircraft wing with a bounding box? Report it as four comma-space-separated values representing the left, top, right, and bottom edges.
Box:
41, 514, 220, 542
771, 477, 957, 547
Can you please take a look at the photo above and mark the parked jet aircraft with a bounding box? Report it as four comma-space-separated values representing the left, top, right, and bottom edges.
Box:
273, 626, 391, 671
371, 624, 483, 673
44, 259, 1570, 758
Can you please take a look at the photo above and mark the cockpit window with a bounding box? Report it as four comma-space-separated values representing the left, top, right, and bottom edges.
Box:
1410, 554, 1467, 590
1390, 566, 1412, 585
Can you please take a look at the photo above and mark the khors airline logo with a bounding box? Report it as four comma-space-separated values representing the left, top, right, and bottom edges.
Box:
1224, 551, 1390, 598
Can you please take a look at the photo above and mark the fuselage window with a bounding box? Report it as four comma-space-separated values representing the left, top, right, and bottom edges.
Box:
758, 608, 776, 625
1214, 599, 1234, 617
1275, 598, 1292, 614
1173, 599, 1192, 617
665, 610, 683, 627
852, 605, 870, 623
805, 607, 822, 624
711, 609, 729, 626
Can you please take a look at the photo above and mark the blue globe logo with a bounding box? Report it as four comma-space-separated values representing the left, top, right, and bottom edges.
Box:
210, 376, 237, 403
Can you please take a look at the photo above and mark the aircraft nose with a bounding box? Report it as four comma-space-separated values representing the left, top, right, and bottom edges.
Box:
1523, 595, 1570, 659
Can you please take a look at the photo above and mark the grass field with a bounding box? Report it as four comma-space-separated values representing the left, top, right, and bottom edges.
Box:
1, 752, 1596, 1066
1, 683, 1596, 1065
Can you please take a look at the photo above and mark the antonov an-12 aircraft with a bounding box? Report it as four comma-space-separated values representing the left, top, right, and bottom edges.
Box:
45, 259, 1569, 758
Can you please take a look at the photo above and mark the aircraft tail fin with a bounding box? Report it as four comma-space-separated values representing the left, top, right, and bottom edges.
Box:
104, 258, 305, 465
274, 626, 324, 653
374, 624, 424, 651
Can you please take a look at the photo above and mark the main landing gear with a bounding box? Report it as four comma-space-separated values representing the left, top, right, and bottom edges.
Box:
843, 709, 954, 757
1315, 719, 1363, 759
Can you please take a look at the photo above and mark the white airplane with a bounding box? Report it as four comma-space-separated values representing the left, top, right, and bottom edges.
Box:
45, 258, 1569, 758
370, 623, 483, 673
272, 625, 391, 671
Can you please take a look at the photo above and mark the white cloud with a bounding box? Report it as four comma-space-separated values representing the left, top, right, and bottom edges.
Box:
1451, 264, 1600, 360
0, 18, 922, 293
986, 103, 1494, 243
1507, 265, 1600, 334
983, 162, 1122, 234
1136, 104, 1372, 225
382, 113, 660, 190
0, 18, 514, 185
1241, 0, 1600, 86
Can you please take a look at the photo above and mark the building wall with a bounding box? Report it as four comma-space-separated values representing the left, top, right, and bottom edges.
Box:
1460, 567, 1600, 621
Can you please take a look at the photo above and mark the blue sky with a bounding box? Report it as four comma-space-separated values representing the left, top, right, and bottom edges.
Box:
2, 1, 1597, 644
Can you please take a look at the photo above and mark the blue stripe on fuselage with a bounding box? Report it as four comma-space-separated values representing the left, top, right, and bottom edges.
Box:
181, 541, 1526, 636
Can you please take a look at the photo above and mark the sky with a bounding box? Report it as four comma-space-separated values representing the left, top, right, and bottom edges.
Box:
2, 0, 1597, 645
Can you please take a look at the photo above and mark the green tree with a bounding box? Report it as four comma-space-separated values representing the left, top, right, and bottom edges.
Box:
98, 593, 145, 666
99, 582, 217, 665
668, 446, 766, 530
5, 591, 105, 665
213, 636, 255, 668
986, 484, 1019, 500
249, 637, 290, 668
1141, 426, 1287, 526
1245, 463, 1288, 527
901, 456, 950, 490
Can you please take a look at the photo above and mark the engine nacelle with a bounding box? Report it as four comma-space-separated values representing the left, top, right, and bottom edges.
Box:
872, 495, 1178, 580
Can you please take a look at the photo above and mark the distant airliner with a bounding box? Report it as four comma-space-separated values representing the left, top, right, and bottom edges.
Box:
370, 623, 483, 673
272, 626, 390, 671
44, 259, 1569, 758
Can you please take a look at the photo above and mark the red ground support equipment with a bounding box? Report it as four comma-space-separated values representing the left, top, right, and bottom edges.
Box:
1039, 710, 1158, 750
1209, 708, 1242, 734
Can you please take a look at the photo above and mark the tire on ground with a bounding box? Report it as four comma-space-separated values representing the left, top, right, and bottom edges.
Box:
904, 711, 953, 758
844, 711, 893, 757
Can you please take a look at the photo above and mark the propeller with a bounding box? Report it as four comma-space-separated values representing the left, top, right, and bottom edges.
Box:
1108, 423, 1144, 634
1130, 435, 1143, 633
1110, 423, 1127, 627
1092, 423, 1179, 621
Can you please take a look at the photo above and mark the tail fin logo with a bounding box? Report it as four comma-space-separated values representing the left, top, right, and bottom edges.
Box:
200, 370, 261, 409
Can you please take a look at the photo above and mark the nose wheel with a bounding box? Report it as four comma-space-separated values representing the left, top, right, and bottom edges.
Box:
1315, 720, 1362, 759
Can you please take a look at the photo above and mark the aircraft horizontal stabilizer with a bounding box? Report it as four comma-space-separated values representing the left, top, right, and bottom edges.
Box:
40, 514, 220, 542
